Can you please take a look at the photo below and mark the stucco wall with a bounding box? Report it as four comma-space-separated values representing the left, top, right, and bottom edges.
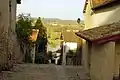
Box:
82, 39, 90, 73
83, 1, 120, 80
92, 4, 120, 27
0, 0, 9, 31
0, 0, 22, 70
0, 0, 10, 68
11, 0, 17, 32
10, 0, 22, 63
84, 1, 120, 28
83, 1, 93, 29
114, 41, 120, 77
90, 42, 115, 80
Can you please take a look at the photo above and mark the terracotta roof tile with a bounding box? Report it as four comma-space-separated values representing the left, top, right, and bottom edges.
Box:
76, 21, 120, 41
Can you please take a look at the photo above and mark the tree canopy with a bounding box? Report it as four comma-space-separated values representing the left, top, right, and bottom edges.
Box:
35, 17, 47, 53
16, 13, 33, 43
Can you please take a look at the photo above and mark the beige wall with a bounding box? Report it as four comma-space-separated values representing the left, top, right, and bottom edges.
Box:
10, 0, 17, 32
82, 39, 90, 73
0, 0, 10, 65
83, 1, 93, 30
83, 1, 120, 80
84, 1, 120, 28
0, 0, 22, 69
92, 4, 120, 27
114, 41, 120, 77
10, 0, 22, 63
0, 0, 9, 32
90, 42, 115, 80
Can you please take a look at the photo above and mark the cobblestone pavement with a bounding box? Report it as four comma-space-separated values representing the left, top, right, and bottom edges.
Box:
0, 64, 89, 80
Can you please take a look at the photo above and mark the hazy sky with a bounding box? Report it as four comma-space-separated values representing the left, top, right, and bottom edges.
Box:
17, 0, 85, 20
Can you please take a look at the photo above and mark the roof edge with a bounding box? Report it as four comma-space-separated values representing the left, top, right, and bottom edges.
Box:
76, 32, 120, 44
92, 0, 120, 10
75, 32, 91, 42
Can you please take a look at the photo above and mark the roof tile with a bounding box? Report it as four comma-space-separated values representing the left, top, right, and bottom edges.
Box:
76, 21, 120, 41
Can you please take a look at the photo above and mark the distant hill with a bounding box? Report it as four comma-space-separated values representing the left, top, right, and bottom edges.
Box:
43, 19, 75, 25
17, 16, 84, 26
31, 17, 84, 25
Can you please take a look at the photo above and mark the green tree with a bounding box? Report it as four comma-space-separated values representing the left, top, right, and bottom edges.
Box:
16, 13, 33, 43
35, 17, 48, 64
35, 17, 47, 38
16, 13, 33, 63
35, 17, 47, 53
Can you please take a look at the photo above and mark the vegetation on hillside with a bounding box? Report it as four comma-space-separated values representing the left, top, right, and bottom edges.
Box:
16, 15, 85, 49
44, 18, 85, 48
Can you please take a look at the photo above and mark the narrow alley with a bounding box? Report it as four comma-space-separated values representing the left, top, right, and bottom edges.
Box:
0, 64, 89, 80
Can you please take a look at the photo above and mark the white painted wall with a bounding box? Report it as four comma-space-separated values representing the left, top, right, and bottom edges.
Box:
66, 42, 77, 50
62, 42, 77, 65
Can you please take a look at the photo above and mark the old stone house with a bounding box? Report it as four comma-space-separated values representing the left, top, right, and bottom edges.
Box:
76, 0, 120, 80
0, 0, 21, 70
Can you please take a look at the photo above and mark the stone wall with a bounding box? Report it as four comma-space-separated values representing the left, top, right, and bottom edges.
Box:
9, 0, 23, 64
0, 0, 10, 71
0, 0, 23, 71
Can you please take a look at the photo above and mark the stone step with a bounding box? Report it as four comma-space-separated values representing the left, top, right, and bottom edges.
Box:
76, 72, 90, 80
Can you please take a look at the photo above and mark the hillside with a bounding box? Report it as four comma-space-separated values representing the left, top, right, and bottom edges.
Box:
31, 17, 84, 25
18, 17, 84, 48
43, 18, 77, 25
42, 18, 85, 48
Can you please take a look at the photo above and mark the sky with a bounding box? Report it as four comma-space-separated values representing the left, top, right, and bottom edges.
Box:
17, 0, 85, 20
